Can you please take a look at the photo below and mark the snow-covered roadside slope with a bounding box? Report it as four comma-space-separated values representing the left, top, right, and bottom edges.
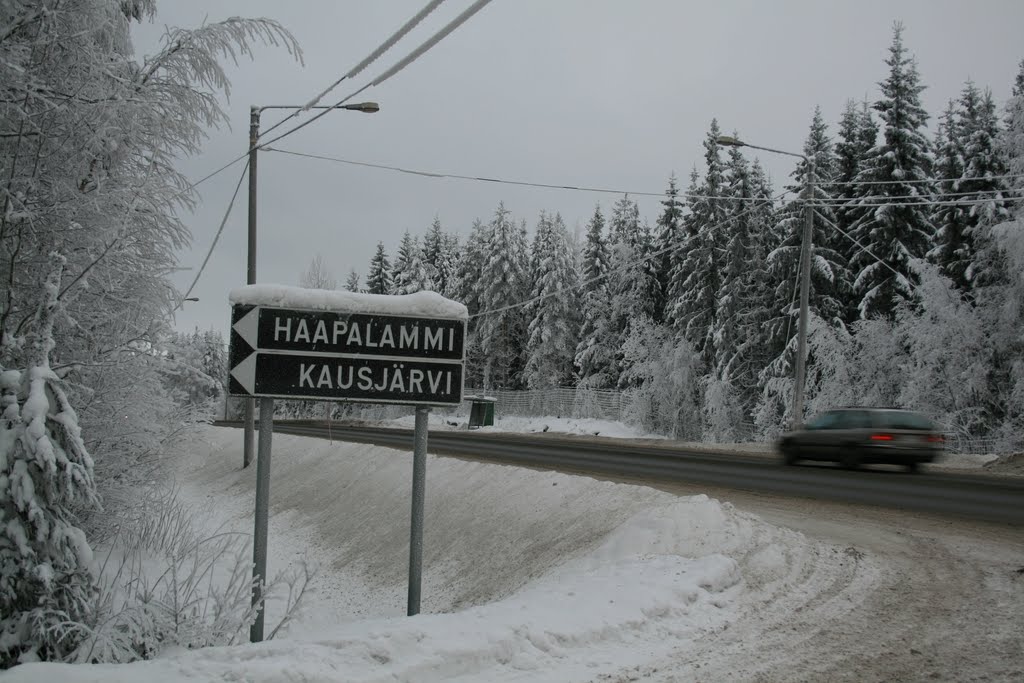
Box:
6, 426, 877, 682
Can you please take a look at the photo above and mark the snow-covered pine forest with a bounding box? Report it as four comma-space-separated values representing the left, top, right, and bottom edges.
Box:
346, 27, 1024, 448
1, 2, 1022, 670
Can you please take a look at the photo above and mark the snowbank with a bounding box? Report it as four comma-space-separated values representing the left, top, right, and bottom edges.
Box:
5, 426, 865, 682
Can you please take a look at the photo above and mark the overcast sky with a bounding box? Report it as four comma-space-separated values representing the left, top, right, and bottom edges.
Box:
130, 1, 1024, 335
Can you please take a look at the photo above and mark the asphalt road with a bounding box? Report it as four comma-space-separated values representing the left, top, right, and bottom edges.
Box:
216, 420, 1024, 525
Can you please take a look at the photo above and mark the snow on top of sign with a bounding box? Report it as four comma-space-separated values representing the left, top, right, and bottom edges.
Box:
229, 285, 468, 320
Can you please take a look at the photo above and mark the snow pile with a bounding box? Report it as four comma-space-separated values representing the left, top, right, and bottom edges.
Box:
5, 426, 864, 681
229, 284, 468, 319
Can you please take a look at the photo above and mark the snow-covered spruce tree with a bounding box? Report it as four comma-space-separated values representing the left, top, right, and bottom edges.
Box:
653, 174, 685, 324
929, 100, 972, 290
422, 217, 445, 291
1, 255, 99, 667
390, 231, 432, 295
834, 99, 880, 324
763, 109, 849, 364
847, 23, 935, 320
574, 205, 617, 388
477, 204, 530, 389
669, 121, 730, 362
344, 269, 361, 293
959, 88, 1014, 288
524, 213, 579, 389
437, 232, 462, 300
664, 168, 702, 329
606, 196, 659, 388
366, 242, 392, 294
454, 219, 492, 388
727, 160, 779, 410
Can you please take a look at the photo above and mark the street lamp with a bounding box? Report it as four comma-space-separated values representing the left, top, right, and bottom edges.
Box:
716, 135, 814, 429
242, 100, 380, 470
242, 100, 379, 645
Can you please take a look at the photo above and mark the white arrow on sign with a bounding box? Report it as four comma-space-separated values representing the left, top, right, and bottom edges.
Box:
230, 352, 257, 394
232, 307, 260, 350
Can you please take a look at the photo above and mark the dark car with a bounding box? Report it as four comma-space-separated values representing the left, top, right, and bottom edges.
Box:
778, 408, 944, 472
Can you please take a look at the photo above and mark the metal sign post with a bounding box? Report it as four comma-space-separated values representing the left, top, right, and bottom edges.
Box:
249, 396, 274, 642
407, 406, 429, 616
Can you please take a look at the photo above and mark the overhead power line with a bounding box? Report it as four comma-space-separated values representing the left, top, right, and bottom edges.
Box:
266, 146, 1024, 210
176, 160, 249, 310
256, 0, 494, 153
264, 147, 792, 204
816, 171, 1024, 188
469, 189, 796, 320
180, 0, 486, 195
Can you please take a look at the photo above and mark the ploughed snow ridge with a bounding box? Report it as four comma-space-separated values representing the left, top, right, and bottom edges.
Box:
7, 426, 848, 683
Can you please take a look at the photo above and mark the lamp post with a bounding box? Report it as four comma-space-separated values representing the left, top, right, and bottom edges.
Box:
242, 101, 379, 470
716, 135, 814, 429
242, 101, 379, 644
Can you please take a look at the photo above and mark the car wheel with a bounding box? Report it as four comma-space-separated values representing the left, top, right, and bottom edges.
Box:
780, 440, 798, 465
905, 461, 919, 473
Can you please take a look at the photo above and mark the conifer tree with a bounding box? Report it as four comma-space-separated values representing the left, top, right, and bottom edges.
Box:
345, 270, 361, 293
847, 24, 935, 319
574, 206, 617, 387
713, 145, 755, 382
960, 89, 1014, 287
390, 232, 432, 295
524, 213, 579, 388
669, 121, 729, 360
930, 100, 972, 289
769, 108, 849, 329
730, 160, 779, 405
478, 203, 530, 389
437, 232, 462, 299
422, 217, 445, 289
654, 174, 685, 323
366, 242, 392, 295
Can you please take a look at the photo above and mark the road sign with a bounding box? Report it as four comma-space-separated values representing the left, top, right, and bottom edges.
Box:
228, 303, 466, 406
231, 305, 464, 360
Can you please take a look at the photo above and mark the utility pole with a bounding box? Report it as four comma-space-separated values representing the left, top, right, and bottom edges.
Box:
243, 106, 260, 469
792, 159, 814, 429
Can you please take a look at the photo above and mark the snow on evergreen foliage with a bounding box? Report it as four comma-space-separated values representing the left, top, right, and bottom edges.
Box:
847, 23, 935, 320
574, 206, 617, 389
930, 100, 973, 290
390, 232, 433, 295
477, 204, 530, 389
366, 242, 393, 294
669, 122, 729, 360
1, 0, 302, 665
654, 175, 684, 323
524, 213, 579, 388
1, 257, 99, 667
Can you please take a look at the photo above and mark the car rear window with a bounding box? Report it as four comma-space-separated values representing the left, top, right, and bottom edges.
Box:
876, 411, 935, 430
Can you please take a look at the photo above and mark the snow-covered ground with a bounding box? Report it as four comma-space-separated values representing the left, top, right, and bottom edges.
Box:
8, 423, 1022, 681
387, 411, 668, 440
7, 425, 864, 682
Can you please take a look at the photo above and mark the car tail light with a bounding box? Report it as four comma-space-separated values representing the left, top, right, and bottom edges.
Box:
926, 434, 945, 443
870, 433, 894, 441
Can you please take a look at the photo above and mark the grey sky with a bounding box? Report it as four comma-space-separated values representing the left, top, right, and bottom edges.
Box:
130, 1, 1024, 335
